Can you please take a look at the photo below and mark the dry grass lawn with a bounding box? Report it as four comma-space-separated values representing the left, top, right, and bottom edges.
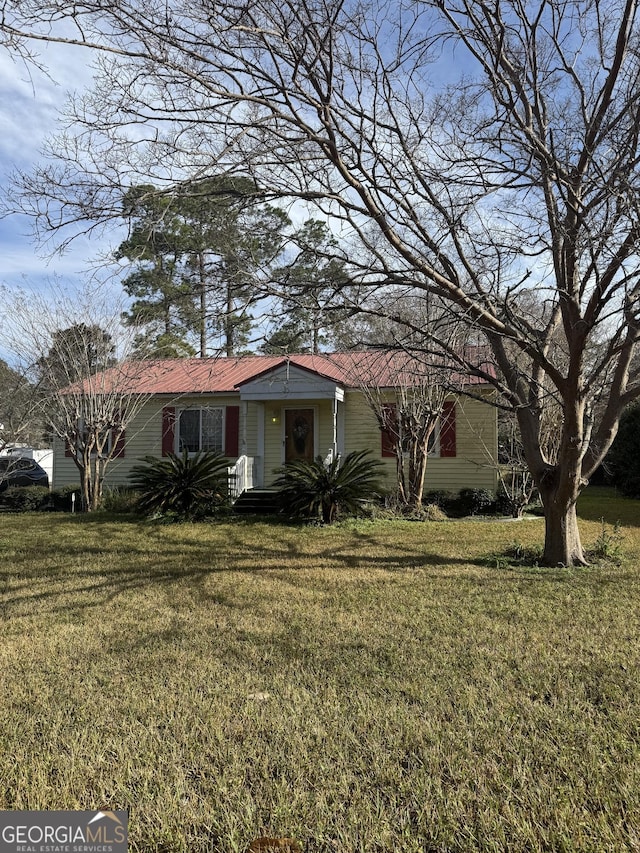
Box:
0, 487, 638, 852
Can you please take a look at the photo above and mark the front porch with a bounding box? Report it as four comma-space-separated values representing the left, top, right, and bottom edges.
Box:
232, 360, 346, 494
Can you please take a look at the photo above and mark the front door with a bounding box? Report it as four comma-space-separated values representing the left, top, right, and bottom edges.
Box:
285, 408, 315, 463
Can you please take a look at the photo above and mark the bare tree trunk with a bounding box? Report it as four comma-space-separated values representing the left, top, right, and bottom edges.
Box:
394, 446, 409, 506
529, 425, 588, 566
81, 459, 92, 512
91, 458, 105, 511
197, 251, 207, 358
395, 442, 429, 510
407, 471, 424, 509
226, 282, 234, 357
539, 487, 586, 566
407, 444, 427, 509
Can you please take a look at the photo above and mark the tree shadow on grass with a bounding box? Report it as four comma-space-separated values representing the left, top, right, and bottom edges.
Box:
4, 511, 613, 622
0, 516, 494, 618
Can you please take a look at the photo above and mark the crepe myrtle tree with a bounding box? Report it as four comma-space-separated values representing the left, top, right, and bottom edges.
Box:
46, 350, 145, 512
5, 0, 640, 563
365, 366, 450, 513
4, 287, 152, 511
343, 322, 465, 511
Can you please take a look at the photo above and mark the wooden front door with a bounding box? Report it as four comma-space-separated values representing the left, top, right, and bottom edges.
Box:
285, 408, 315, 463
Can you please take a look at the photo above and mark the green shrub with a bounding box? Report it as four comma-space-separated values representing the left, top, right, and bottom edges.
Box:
457, 488, 496, 516
0, 485, 51, 512
423, 488, 498, 517
49, 484, 81, 512
100, 486, 141, 514
129, 451, 230, 519
423, 490, 457, 512
606, 403, 640, 497
274, 450, 385, 524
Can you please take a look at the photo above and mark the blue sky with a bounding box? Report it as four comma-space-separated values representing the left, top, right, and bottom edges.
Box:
0, 42, 118, 300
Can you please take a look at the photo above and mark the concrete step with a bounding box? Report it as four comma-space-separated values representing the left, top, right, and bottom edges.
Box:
233, 489, 281, 515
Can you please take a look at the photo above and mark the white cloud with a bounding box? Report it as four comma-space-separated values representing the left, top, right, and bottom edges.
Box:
0, 40, 107, 292
0, 41, 93, 166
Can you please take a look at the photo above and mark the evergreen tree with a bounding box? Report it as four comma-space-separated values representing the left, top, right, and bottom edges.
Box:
263, 220, 351, 354
117, 185, 194, 357
118, 178, 290, 356
37, 324, 116, 391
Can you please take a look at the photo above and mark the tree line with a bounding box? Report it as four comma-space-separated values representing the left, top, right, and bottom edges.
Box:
115, 178, 356, 358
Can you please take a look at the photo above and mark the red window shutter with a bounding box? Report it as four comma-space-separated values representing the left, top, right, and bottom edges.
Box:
162, 406, 176, 456
225, 405, 240, 457
65, 437, 74, 458
380, 403, 398, 458
440, 400, 457, 457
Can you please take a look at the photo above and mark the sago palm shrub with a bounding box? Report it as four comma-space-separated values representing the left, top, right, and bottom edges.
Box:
129, 450, 229, 519
273, 450, 385, 524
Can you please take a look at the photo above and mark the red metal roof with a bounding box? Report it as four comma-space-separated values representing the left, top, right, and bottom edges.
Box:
85, 351, 494, 395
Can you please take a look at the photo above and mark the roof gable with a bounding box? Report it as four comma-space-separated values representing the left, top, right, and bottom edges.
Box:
239, 361, 345, 401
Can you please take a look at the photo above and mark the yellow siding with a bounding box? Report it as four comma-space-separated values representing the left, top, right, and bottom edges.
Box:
52, 389, 498, 496
52, 395, 244, 490
317, 399, 336, 460
263, 407, 282, 483
52, 443, 84, 490
262, 400, 335, 486
343, 391, 384, 457
422, 394, 498, 493
243, 402, 259, 458
343, 390, 498, 494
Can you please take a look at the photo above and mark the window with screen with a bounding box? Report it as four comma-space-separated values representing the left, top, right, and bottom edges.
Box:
178, 408, 224, 453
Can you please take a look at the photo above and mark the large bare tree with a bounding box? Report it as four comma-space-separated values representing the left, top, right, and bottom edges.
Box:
3, 0, 640, 563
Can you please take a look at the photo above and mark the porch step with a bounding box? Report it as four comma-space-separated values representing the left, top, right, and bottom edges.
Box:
233, 488, 281, 515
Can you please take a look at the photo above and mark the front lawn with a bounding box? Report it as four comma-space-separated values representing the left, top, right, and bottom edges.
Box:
0, 497, 639, 852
